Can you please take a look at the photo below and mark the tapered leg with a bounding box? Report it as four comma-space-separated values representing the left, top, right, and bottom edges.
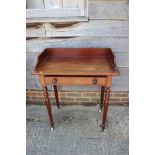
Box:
53, 85, 60, 109
101, 87, 110, 131
100, 86, 105, 110
42, 85, 54, 129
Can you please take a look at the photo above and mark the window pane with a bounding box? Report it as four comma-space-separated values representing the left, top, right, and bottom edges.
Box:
44, 0, 62, 9
63, 0, 79, 8
26, 0, 44, 9
26, 0, 85, 9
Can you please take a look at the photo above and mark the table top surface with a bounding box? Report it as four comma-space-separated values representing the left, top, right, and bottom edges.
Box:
33, 48, 119, 76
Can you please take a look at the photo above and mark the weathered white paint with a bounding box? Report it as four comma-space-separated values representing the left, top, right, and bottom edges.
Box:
26, 23, 45, 37
115, 53, 128, 67
26, 16, 89, 23
44, 20, 128, 37
26, 37, 129, 53
26, 0, 128, 22
26, 20, 128, 37
26, 8, 81, 18
89, 0, 128, 20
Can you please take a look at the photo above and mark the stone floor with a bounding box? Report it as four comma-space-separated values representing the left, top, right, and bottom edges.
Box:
26, 105, 129, 155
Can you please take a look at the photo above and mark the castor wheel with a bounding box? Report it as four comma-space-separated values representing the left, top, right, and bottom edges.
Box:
99, 109, 102, 112
100, 124, 106, 132
50, 122, 54, 131
102, 128, 106, 132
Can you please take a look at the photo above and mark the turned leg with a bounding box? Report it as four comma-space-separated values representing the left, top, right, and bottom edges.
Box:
42, 85, 54, 130
53, 85, 60, 109
100, 86, 105, 110
101, 86, 110, 131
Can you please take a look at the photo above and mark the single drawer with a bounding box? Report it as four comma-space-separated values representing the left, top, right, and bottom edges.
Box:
44, 76, 107, 86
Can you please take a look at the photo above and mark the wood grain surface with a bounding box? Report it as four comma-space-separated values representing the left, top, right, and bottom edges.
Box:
32, 48, 119, 76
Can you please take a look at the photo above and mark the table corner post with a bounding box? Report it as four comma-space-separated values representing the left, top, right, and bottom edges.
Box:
101, 76, 112, 131
39, 75, 54, 130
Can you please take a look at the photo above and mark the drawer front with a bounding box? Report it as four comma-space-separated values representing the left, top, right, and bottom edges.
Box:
45, 76, 106, 86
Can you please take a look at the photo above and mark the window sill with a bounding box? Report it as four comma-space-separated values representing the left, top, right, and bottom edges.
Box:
26, 16, 88, 23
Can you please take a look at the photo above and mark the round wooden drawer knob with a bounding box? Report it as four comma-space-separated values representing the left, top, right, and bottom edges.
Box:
92, 78, 97, 85
52, 78, 57, 84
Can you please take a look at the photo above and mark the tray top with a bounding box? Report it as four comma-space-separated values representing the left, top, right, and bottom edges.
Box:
32, 48, 119, 76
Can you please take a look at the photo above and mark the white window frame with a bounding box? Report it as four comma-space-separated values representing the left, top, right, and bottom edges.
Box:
26, 0, 88, 23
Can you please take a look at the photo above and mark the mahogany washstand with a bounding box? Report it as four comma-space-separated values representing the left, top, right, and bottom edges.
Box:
32, 48, 120, 131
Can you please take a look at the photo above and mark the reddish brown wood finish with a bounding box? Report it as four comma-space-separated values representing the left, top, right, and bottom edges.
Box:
101, 87, 111, 131
32, 48, 119, 131
32, 48, 119, 76
53, 85, 60, 109
100, 86, 105, 110
45, 76, 107, 86
42, 85, 54, 127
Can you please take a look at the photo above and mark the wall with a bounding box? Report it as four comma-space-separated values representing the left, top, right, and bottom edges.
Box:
26, 0, 129, 104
